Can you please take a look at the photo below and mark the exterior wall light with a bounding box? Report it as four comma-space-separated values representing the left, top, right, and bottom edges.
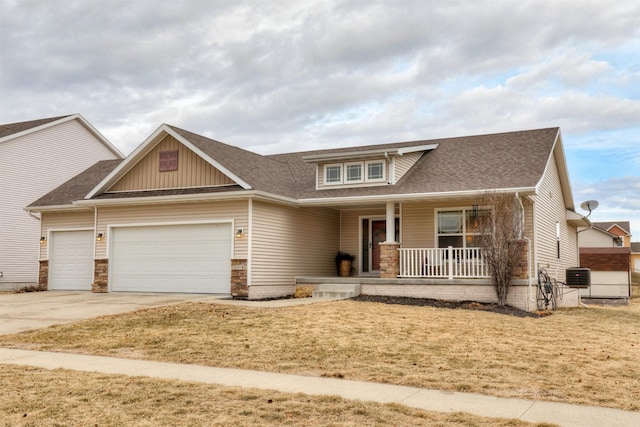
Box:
97, 233, 104, 242
40, 236, 46, 244
235, 228, 244, 238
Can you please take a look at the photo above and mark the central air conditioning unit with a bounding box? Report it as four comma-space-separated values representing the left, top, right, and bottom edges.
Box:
566, 267, 590, 288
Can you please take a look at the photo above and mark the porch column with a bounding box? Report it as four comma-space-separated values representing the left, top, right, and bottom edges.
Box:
385, 202, 396, 243
380, 201, 400, 278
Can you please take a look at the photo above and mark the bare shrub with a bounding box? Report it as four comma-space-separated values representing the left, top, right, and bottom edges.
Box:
475, 192, 526, 307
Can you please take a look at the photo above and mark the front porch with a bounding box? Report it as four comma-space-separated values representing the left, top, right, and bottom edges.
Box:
295, 275, 537, 312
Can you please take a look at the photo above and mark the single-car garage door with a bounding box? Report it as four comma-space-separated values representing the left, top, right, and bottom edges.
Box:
49, 230, 94, 290
110, 223, 232, 293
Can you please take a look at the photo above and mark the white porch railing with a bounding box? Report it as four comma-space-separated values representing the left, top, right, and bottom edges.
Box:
398, 247, 489, 279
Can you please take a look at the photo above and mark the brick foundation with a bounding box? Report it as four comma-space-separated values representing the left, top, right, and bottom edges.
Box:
379, 243, 400, 279
93, 259, 108, 293
38, 260, 49, 290
231, 259, 248, 298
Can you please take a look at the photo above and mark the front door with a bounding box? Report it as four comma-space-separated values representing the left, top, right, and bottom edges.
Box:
371, 220, 387, 271
361, 218, 400, 273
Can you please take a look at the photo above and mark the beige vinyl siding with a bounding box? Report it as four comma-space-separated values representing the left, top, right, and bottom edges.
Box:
317, 158, 389, 189
339, 207, 387, 261
402, 202, 435, 248
95, 201, 248, 260
578, 228, 616, 247
401, 197, 534, 247
0, 119, 118, 285
109, 135, 235, 192
250, 201, 339, 293
40, 210, 95, 259
394, 152, 422, 183
531, 153, 578, 282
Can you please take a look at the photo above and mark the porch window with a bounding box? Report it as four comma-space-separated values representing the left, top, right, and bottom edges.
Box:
437, 208, 489, 248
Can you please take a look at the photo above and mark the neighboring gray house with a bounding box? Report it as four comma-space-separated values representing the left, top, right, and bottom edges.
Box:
28, 125, 587, 311
0, 115, 122, 290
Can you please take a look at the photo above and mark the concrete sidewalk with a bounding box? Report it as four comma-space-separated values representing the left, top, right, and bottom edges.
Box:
1, 348, 637, 427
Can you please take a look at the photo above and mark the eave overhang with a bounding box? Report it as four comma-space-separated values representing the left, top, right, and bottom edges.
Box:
302, 144, 438, 162
297, 186, 536, 207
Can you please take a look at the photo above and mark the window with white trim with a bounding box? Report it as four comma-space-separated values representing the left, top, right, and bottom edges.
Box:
366, 160, 385, 182
325, 164, 342, 184
345, 162, 363, 183
436, 208, 490, 248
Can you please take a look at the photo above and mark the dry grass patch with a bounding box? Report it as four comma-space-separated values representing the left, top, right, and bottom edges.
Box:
0, 365, 551, 427
1, 299, 638, 411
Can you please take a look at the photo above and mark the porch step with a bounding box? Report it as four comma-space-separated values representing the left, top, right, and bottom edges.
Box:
312, 283, 361, 300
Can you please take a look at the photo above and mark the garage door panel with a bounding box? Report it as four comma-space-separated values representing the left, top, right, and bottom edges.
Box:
49, 230, 94, 291
111, 223, 231, 294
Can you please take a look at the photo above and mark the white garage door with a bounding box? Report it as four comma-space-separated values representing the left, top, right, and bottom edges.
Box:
110, 223, 232, 293
49, 230, 94, 291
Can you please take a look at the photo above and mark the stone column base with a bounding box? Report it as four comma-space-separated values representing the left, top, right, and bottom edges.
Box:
231, 259, 248, 298
93, 259, 108, 293
379, 242, 400, 279
38, 260, 49, 290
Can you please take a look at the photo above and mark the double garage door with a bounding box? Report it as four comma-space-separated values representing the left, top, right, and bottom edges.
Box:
49, 223, 232, 294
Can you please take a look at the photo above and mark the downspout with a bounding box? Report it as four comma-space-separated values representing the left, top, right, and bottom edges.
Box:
515, 193, 534, 309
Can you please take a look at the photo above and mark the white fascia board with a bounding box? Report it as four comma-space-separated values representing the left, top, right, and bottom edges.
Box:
85, 124, 169, 199
73, 113, 124, 158
566, 209, 590, 227
0, 115, 72, 143
0, 114, 123, 159
74, 190, 298, 208
534, 129, 575, 210
397, 144, 438, 155
25, 204, 92, 213
301, 144, 439, 162
297, 187, 536, 206
164, 127, 252, 190
302, 148, 400, 162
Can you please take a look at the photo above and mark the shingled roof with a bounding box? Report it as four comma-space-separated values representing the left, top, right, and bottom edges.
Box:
592, 221, 631, 235
28, 126, 563, 209
29, 160, 123, 208
0, 115, 71, 139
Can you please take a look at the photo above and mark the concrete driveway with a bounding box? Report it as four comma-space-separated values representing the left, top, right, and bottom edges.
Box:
0, 291, 227, 335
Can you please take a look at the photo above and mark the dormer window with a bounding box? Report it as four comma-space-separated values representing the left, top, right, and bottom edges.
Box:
366, 160, 384, 182
323, 160, 386, 186
159, 150, 178, 172
345, 162, 363, 183
325, 164, 342, 184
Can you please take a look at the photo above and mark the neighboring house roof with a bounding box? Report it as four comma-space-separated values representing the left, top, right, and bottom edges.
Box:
630, 242, 640, 253
592, 221, 631, 236
0, 115, 71, 138
28, 125, 573, 211
29, 160, 123, 209
0, 114, 124, 158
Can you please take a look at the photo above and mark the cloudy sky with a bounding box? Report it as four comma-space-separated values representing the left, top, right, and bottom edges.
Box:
1, 0, 639, 236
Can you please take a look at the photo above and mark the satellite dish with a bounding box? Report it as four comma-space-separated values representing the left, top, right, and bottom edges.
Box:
580, 200, 599, 217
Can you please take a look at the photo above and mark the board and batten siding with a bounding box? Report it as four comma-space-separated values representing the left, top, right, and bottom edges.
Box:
531, 152, 578, 282
109, 135, 235, 192
0, 119, 119, 286
250, 201, 339, 298
40, 210, 96, 260
95, 201, 248, 260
